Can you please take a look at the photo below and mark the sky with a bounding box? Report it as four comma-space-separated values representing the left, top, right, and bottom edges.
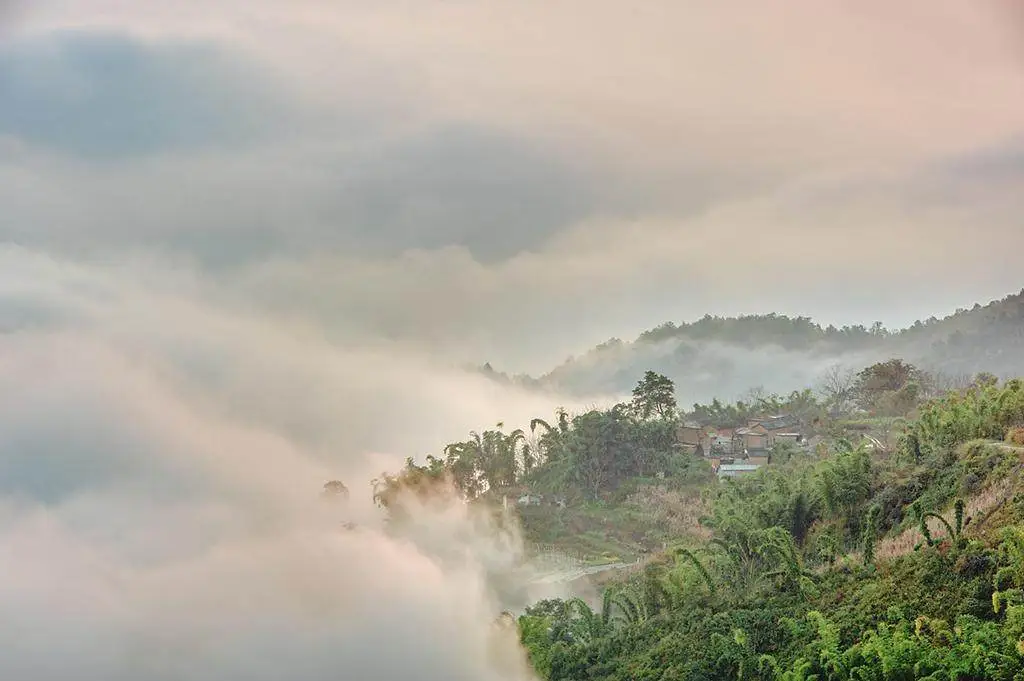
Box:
1, 1, 1023, 678
2, 0, 1023, 372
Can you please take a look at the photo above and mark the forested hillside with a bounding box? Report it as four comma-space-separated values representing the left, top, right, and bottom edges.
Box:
482, 289, 1024, 402
508, 378, 1024, 681
373, 359, 1024, 679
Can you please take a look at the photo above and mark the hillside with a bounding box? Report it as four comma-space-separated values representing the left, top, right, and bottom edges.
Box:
484, 289, 1024, 402
511, 379, 1024, 681
375, 358, 1024, 679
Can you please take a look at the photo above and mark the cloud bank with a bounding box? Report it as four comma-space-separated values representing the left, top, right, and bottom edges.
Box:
3, 1, 1023, 371
0, 245, 578, 680
0, 0, 1021, 676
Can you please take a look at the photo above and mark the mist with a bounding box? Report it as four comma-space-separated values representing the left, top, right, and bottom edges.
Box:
0, 245, 582, 680
2, 0, 1022, 676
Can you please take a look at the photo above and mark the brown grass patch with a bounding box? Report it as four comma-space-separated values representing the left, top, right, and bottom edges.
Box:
1006, 427, 1024, 446
625, 486, 712, 541
874, 476, 1017, 560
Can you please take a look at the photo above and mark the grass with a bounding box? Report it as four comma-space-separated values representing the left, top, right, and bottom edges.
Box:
869, 440, 1023, 561
515, 478, 710, 562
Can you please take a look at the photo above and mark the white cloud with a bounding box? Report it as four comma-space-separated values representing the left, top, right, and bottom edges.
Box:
0, 1, 1020, 672
0, 245, 586, 679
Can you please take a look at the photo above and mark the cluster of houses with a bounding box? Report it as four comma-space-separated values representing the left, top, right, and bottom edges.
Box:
677, 414, 806, 480
509, 415, 809, 503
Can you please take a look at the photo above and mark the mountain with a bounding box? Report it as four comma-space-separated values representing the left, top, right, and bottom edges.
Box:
484, 289, 1024, 404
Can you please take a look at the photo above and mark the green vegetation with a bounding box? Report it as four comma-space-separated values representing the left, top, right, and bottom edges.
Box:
373, 359, 1024, 678
372, 372, 692, 507
508, 377, 1024, 680
371, 371, 710, 558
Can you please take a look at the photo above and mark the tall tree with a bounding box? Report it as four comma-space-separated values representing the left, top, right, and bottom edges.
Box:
818, 364, 856, 416
631, 371, 678, 420
853, 358, 923, 414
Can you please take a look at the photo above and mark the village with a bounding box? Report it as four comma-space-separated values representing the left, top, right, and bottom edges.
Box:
512, 412, 812, 509
676, 413, 812, 480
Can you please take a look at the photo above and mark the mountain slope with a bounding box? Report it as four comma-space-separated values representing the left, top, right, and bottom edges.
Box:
487, 289, 1024, 403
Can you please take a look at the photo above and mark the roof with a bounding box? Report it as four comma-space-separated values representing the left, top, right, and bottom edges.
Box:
754, 415, 799, 430
717, 463, 762, 478
718, 463, 761, 472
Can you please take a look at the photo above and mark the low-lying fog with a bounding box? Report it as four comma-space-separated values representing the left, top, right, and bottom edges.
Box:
0, 247, 581, 680
4, 0, 1023, 677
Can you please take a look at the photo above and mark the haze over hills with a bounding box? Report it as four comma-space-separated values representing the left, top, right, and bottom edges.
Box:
482, 289, 1024, 404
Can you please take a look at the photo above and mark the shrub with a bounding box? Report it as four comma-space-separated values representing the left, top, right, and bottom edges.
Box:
1006, 426, 1024, 446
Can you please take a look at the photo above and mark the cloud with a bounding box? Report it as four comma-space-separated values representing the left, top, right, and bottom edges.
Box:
319, 125, 595, 261
0, 31, 295, 159
0, 245, 589, 679
0, 2, 1022, 674
0, 120, 597, 264
0, 503, 541, 680
3, 3, 1021, 315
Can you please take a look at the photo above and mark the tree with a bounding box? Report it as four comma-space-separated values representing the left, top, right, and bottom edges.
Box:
443, 440, 484, 499
853, 359, 923, 415
632, 371, 678, 420
819, 364, 856, 416
862, 505, 880, 566
530, 415, 568, 465
567, 408, 629, 497
322, 480, 350, 500
566, 595, 615, 643
913, 499, 966, 551
371, 456, 452, 522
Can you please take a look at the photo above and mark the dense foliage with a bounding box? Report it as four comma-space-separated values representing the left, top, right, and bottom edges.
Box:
686, 388, 823, 430
373, 373, 688, 504
370, 360, 1024, 678
511, 378, 1024, 680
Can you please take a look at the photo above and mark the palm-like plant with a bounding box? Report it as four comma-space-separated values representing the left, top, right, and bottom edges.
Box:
566, 595, 614, 644
672, 547, 718, 597
443, 441, 482, 498
912, 499, 966, 550
609, 586, 648, 626
758, 527, 819, 598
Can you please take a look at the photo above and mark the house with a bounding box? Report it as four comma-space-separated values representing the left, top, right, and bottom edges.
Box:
736, 424, 772, 453
676, 421, 704, 451
748, 414, 796, 428
707, 427, 738, 455
773, 432, 803, 447
736, 415, 805, 454
748, 414, 801, 434
716, 462, 763, 480
679, 422, 741, 457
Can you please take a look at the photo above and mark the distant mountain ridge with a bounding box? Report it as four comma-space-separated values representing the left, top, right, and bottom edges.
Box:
482, 288, 1024, 404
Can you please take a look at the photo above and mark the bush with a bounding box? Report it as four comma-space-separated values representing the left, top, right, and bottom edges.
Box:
1006, 426, 1024, 446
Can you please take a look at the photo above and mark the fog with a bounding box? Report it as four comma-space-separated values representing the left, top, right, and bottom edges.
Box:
2, 0, 1022, 676
538, 338, 884, 406
0, 246, 581, 680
